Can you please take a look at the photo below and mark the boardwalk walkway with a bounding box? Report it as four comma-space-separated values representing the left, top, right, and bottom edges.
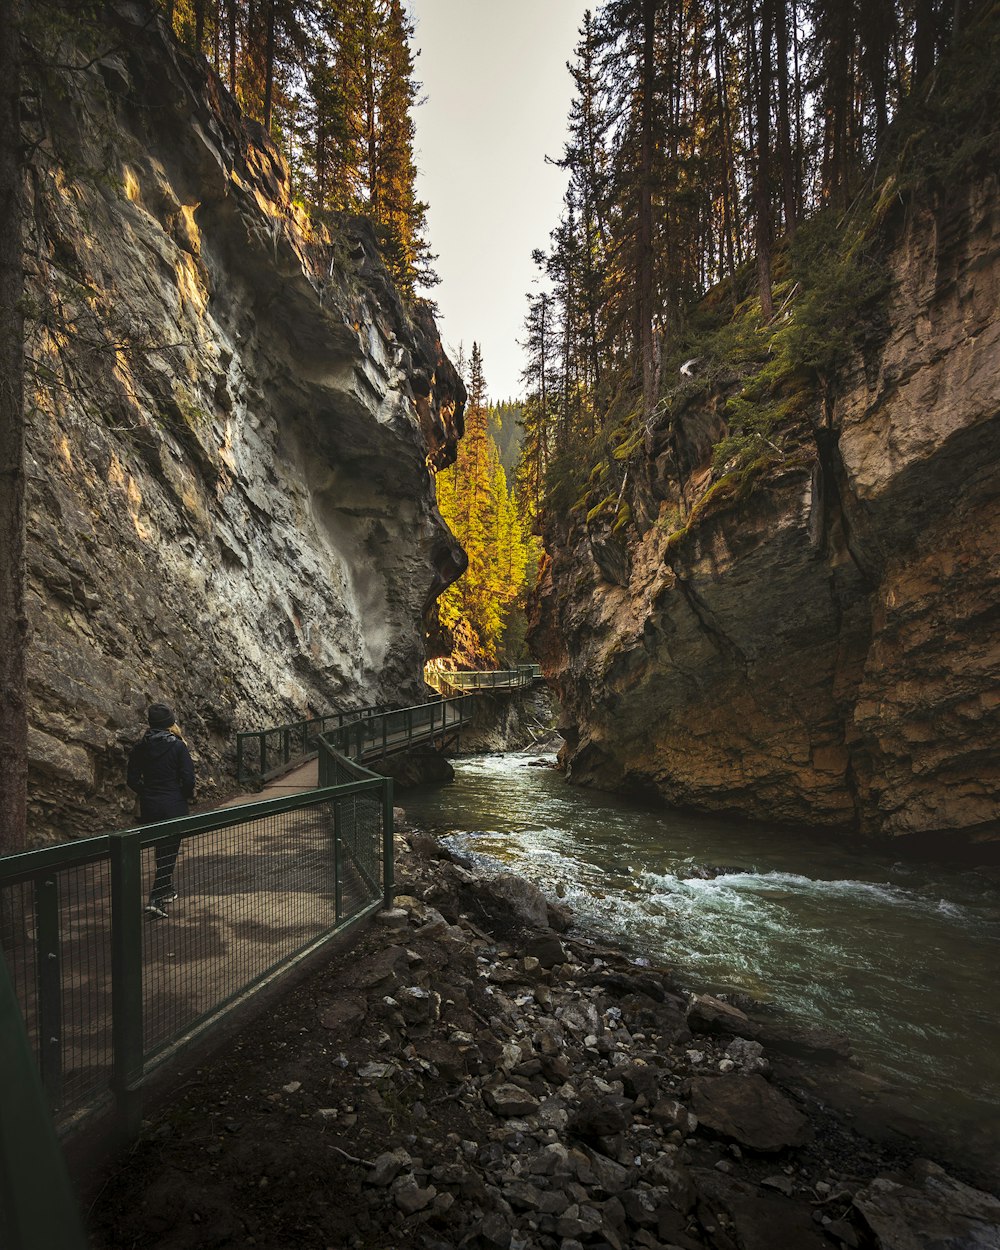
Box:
4, 766, 379, 1130
3, 670, 543, 1135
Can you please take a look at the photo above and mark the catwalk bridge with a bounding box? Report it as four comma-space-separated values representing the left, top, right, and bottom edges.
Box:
235, 664, 544, 787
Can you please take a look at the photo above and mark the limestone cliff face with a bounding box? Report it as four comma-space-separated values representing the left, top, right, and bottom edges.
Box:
533, 176, 1000, 842
25, 6, 465, 840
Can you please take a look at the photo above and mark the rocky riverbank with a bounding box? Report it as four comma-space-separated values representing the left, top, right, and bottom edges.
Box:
88, 819, 1000, 1249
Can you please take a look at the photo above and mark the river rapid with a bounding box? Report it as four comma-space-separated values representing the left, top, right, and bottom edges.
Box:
403, 751, 1000, 1172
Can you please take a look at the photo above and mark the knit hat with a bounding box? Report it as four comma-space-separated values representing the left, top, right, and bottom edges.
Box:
148, 702, 174, 729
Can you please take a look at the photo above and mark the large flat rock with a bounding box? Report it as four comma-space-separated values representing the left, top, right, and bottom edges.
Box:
688, 1073, 810, 1152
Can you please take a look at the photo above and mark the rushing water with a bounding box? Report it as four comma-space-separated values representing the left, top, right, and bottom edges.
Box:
403, 751, 1000, 1166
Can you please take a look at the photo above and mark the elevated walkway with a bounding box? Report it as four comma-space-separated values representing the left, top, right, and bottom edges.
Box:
236, 668, 544, 788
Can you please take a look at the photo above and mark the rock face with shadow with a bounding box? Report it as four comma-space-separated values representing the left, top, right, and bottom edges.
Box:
24, 6, 465, 840
531, 171, 1000, 845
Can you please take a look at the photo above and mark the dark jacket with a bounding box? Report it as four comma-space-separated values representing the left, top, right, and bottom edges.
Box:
127, 729, 196, 822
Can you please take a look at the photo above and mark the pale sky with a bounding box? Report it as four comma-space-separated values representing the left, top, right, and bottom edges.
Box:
409, 0, 591, 401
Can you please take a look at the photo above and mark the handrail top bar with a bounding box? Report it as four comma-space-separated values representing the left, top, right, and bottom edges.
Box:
0, 776, 385, 884
0, 833, 113, 883
234, 700, 389, 739
326, 692, 474, 721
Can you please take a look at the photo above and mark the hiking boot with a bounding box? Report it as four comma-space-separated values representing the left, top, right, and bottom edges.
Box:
144, 903, 169, 920
161, 891, 179, 903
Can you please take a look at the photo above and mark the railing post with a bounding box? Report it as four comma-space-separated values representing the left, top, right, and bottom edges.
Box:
382, 779, 395, 910
0, 951, 86, 1250
236, 734, 244, 786
110, 830, 144, 1140
259, 731, 267, 780
34, 875, 63, 1112
333, 800, 343, 922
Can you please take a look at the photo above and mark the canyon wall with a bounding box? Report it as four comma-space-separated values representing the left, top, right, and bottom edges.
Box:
25, 5, 465, 840
533, 176, 1000, 843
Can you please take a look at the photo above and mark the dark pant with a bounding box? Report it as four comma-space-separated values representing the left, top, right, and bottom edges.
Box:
141, 796, 187, 903
150, 837, 182, 902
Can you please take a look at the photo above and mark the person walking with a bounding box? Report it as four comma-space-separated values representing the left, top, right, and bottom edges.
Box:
127, 702, 195, 919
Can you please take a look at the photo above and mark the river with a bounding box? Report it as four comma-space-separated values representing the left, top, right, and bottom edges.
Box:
403, 750, 1000, 1172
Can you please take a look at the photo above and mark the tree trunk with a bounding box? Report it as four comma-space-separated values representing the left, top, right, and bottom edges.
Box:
751, 0, 774, 319
195, 0, 206, 52
262, 0, 276, 132
227, 0, 237, 93
0, 0, 27, 855
639, 0, 657, 420
774, 0, 797, 235
713, 0, 737, 280
914, 0, 936, 84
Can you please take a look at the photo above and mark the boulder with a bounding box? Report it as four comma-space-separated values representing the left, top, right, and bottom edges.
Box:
693, 1170, 827, 1250
853, 1160, 1000, 1250
688, 1073, 810, 1152
687, 994, 759, 1039
753, 1018, 852, 1063
347, 945, 409, 991
482, 872, 551, 928
524, 932, 567, 968
483, 1083, 541, 1118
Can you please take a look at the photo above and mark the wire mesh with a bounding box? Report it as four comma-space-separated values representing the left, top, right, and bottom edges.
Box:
140, 791, 382, 1060
1, 881, 38, 1062
0, 773, 389, 1136
56, 860, 114, 1117
0, 861, 114, 1125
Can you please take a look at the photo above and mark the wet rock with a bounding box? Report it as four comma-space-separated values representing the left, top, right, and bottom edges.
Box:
687, 995, 759, 1039
546, 901, 574, 932
688, 1073, 810, 1152
686, 865, 748, 880
482, 873, 551, 928
524, 933, 567, 969
484, 1084, 541, 1118
725, 1037, 770, 1075
693, 1170, 827, 1250
752, 1019, 852, 1064
853, 1160, 1000, 1250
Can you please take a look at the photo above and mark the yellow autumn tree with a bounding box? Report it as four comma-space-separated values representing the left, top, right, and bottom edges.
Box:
435, 344, 535, 664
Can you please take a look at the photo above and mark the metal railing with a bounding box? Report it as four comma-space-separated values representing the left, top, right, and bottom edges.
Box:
234, 703, 387, 787
0, 743, 393, 1150
435, 668, 535, 691
0, 949, 86, 1249
320, 693, 476, 764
